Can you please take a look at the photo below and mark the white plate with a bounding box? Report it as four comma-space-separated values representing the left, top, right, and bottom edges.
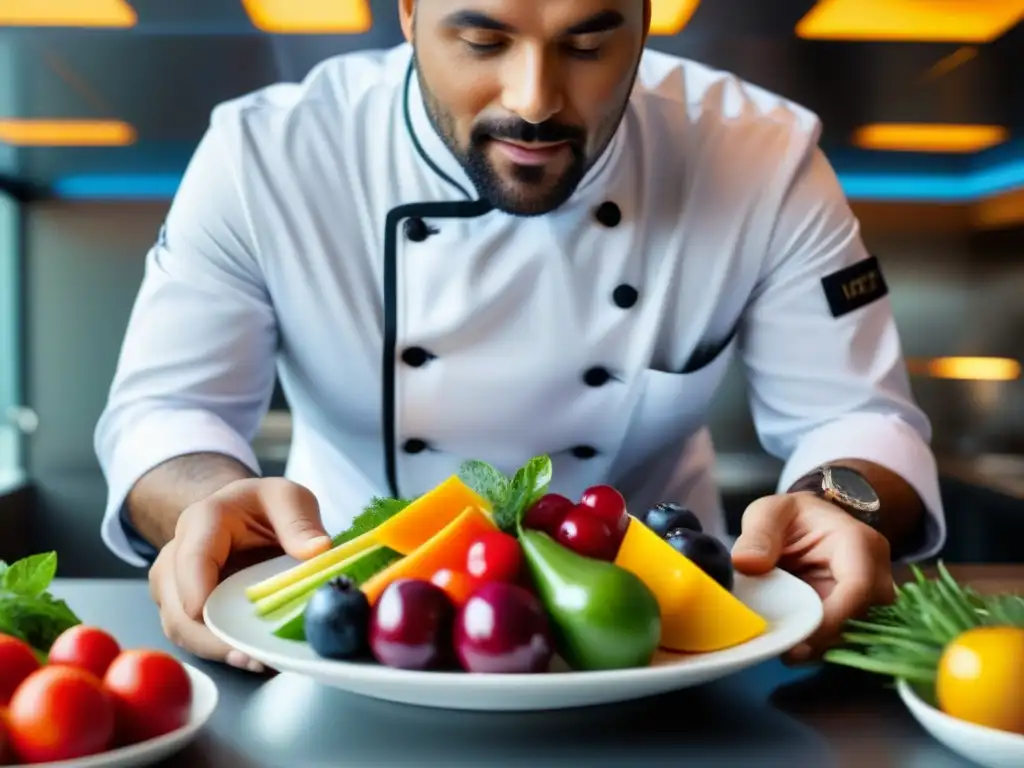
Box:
205, 553, 823, 711
898, 678, 1024, 768
19, 664, 218, 768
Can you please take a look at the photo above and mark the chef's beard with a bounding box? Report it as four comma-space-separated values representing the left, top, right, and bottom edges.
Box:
416, 65, 598, 217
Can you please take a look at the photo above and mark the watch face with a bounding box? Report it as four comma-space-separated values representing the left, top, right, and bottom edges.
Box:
830, 467, 878, 504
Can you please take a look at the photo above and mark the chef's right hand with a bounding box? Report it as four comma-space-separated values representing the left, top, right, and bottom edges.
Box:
149, 477, 332, 672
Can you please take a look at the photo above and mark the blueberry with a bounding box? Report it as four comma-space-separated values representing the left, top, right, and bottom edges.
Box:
665, 529, 733, 591
643, 503, 703, 537
304, 576, 372, 660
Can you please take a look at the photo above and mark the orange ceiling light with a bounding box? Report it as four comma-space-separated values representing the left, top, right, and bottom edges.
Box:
853, 124, 1009, 153
908, 357, 1022, 382
796, 0, 1024, 43
0, 119, 136, 147
242, 0, 371, 33
0, 0, 136, 27
650, 0, 701, 35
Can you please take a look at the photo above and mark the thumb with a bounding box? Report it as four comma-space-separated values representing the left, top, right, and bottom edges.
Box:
261, 480, 332, 560
732, 495, 796, 574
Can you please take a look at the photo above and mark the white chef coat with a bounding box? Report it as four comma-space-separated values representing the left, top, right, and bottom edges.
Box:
95, 42, 946, 567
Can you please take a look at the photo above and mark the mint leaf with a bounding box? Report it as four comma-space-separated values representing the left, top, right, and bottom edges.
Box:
0, 561, 8, 581
498, 455, 553, 533
3, 552, 57, 598
458, 460, 508, 510
331, 498, 411, 547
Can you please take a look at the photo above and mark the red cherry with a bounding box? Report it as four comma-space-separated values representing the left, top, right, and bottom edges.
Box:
465, 531, 522, 583
579, 485, 628, 536
523, 494, 574, 537
556, 506, 619, 561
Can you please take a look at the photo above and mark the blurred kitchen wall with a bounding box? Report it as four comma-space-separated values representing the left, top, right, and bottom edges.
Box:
19, 199, 1024, 577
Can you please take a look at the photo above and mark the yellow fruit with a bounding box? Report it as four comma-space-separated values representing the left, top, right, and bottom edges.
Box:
936, 626, 1024, 735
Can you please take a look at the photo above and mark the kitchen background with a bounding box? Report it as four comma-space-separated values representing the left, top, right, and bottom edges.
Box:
1, 1, 1023, 577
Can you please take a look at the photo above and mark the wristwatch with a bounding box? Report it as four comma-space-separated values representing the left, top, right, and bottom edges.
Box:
789, 464, 881, 529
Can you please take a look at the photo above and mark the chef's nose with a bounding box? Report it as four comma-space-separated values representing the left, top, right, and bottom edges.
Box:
500, 45, 564, 125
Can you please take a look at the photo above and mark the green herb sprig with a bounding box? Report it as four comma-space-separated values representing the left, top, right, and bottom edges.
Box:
458, 455, 552, 533
0, 551, 81, 659
824, 561, 1024, 684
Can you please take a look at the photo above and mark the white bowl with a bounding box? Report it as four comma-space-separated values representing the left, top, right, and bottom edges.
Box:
19, 664, 218, 768
898, 678, 1024, 768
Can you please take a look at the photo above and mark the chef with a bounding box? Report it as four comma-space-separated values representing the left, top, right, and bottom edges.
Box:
95, 0, 946, 673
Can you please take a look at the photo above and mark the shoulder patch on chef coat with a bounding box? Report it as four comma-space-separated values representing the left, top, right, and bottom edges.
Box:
821, 256, 888, 318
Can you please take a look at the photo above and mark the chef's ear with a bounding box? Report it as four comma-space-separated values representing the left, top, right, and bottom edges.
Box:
398, 0, 415, 43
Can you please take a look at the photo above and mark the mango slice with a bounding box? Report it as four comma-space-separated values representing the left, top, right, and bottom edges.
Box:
361, 505, 497, 604
614, 518, 768, 653
371, 476, 492, 555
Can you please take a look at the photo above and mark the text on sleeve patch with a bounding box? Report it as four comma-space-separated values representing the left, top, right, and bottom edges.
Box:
821, 255, 889, 318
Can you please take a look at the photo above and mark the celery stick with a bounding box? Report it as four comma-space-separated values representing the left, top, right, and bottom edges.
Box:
245, 531, 377, 603
254, 544, 398, 616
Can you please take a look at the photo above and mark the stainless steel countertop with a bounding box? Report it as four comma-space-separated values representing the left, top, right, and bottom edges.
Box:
45, 577, 996, 768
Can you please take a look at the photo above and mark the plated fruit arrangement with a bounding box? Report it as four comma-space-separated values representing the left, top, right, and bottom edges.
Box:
826, 563, 1024, 736
0, 552, 194, 765
245, 455, 768, 674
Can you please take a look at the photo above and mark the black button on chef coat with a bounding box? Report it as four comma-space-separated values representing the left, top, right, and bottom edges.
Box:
572, 445, 599, 459
403, 438, 429, 454
613, 284, 639, 309
402, 347, 434, 367
595, 202, 622, 228
583, 367, 612, 387
404, 217, 432, 242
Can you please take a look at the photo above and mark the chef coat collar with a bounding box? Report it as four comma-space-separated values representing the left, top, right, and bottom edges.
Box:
402, 55, 627, 205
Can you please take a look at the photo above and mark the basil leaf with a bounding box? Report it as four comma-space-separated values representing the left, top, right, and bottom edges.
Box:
458, 460, 508, 510
3, 552, 57, 597
0, 593, 80, 652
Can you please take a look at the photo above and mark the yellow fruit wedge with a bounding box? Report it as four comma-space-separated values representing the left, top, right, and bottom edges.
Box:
371, 475, 492, 555
614, 517, 768, 653
244, 530, 378, 603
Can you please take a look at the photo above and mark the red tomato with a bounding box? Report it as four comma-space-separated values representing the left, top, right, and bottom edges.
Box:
49, 626, 122, 679
7, 666, 115, 763
465, 531, 522, 583
430, 569, 483, 607
0, 635, 40, 706
103, 650, 192, 744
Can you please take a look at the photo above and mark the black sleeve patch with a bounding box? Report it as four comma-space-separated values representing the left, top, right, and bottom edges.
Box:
821, 255, 888, 318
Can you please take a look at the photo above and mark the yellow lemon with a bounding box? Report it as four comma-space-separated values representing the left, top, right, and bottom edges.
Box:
936, 626, 1024, 735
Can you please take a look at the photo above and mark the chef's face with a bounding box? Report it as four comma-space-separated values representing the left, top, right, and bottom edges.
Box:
401, 0, 649, 216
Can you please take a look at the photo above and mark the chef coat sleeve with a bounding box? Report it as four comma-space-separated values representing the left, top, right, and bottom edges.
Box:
94, 110, 277, 567
739, 144, 945, 562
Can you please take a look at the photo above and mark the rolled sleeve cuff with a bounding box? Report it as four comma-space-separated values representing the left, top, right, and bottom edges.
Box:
99, 409, 262, 567
776, 412, 946, 563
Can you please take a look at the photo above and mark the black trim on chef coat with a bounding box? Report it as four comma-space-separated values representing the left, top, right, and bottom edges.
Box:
382, 61, 494, 499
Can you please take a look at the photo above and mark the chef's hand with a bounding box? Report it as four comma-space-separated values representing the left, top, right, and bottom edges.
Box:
149, 477, 332, 672
730, 491, 895, 664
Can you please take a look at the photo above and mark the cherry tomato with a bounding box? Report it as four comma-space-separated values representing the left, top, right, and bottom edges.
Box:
103, 650, 192, 744
49, 626, 122, 680
556, 506, 619, 561
579, 485, 628, 536
465, 531, 522, 583
7, 665, 115, 763
0, 635, 40, 706
430, 569, 483, 607
522, 494, 573, 537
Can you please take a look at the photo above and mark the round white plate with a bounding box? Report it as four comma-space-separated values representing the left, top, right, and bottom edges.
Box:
205, 553, 823, 711
16, 664, 218, 768
898, 678, 1024, 768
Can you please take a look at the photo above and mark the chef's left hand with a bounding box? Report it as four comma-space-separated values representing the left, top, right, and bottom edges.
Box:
731, 491, 896, 664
